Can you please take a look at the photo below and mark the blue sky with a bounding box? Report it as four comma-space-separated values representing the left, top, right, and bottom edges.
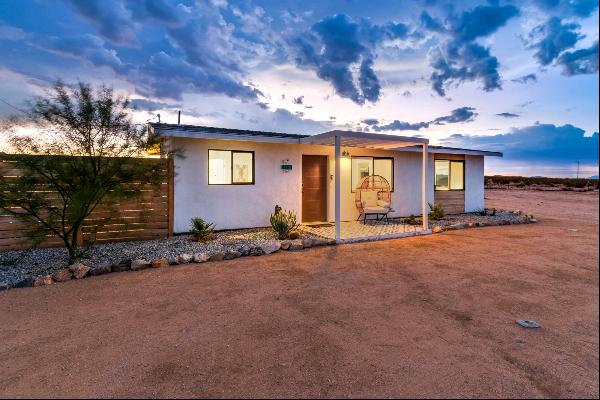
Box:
0, 0, 598, 177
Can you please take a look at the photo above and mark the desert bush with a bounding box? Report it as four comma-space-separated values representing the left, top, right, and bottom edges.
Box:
190, 217, 215, 242
404, 214, 422, 226
428, 202, 445, 221
475, 208, 487, 216
270, 205, 299, 240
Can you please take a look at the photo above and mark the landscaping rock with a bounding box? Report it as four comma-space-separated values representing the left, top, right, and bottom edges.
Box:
130, 259, 151, 271
177, 253, 193, 264
326, 239, 337, 245
193, 253, 209, 263
237, 245, 251, 256
224, 250, 241, 260
260, 241, 281, 254
52, 268, 73, 282
516, 319, 541, 329
209, 252, 225, 261
311, 238, 328, 247
289, 240, 304, 251
112, 259, 132, 272
447, 223, 465, 230
70, 263, 91, 279
90, 263, 112, 276
0, 282, 8, 291
280, 240, 291, 250
432, 226, 443, 233
13, 277, 34, 288
302, 238, 313, 248
529, 218, 538, 223
33, 275, 54, 287
150, 258, 169, 268
249, 246, 264, 256
168, 256, 179, 265
467, 222, 477, 228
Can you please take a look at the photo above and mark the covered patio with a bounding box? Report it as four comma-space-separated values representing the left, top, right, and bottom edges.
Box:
299, 130, 431, 243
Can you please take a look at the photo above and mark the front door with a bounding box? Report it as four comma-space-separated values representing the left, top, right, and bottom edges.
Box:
302, 155, 328, 222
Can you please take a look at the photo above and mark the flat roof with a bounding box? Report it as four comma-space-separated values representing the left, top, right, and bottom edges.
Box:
150, 123, 502, 157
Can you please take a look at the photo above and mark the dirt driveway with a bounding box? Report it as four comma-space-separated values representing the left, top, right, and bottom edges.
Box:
1, 189, 598, 398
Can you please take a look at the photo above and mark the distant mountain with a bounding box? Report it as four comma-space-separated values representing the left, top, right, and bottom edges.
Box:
588, 175, 599, 180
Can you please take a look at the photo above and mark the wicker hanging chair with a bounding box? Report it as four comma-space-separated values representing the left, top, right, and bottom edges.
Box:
354, 175, 392, 223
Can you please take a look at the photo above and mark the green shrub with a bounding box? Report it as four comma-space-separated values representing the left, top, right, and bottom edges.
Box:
475, 208, 487, 216
490, 208, 497, 216
428, 202, 445, 221
404, 214, 422, 226
270, 205, 299, 240
190, 217, 215, 242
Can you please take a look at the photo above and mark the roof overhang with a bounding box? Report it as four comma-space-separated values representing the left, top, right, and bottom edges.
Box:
149, 124, 304, 144
397, 145, 503, 157
300, 130, 428, 149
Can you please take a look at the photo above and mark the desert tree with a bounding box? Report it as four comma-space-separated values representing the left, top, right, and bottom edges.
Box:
0, 81, 164, 262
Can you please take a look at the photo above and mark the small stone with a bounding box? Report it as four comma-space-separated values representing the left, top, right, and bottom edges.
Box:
33, 275, 54, 287
311, 238, 328, 247
193, 253, 210, 263
529, 218, 538, 223
177, 253, 193, 264
516, 319, 541, 329
112, 259, 132, 272
302, 238, 313, 248
150, 258, 169, 268
168, 257, 179, 265
52, 268, 73, 282
13, 277, 35, 288
326, 239, 336, 246
209, 252, 225, 261
90, 263, 112, 276
131, 259, 151, 271
249, 247, 264, 256
289, 240, 304, 251
499, 220, 511, 226
447, 223, 465, 230
260, 241, 281, 254
237, 245, 251, 256
432, 226, 443, 233
71, 263, 91, 279
280, 240, 291, 250
0, 282, 8, 291
224, 250, 241, 260
467, 222, 477, 228
515, 337, 527, 344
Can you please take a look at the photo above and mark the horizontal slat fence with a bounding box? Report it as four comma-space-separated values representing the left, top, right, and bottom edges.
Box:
0, 155, 173, 251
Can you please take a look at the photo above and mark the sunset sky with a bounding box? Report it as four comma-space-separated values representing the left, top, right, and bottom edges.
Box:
0, 0, 598, 177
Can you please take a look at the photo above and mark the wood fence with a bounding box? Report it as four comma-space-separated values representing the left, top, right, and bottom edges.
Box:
0, 155, 174, 251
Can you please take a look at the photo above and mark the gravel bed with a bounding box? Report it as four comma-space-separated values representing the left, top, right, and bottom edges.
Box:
427, 210, 522, 228
0, 228, 320, 289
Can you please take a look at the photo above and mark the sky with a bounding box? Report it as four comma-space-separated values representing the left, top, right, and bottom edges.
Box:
0, 0, 598, 177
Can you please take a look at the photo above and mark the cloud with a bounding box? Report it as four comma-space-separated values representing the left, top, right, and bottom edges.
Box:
362, 118, 379, 125
496, 112, 520, 118
67, 0, 137, 46
422, 4, 519, 96
0, 20, 29, 40
526, 17, 582, 66
293, 95, 304, 104
289, 14, 413, 104
511, 73, 537, 84
533, 0, 599, 18
371, 106, 477, 131
129, 98, 180, 112
438, 123, 599, 164
556, 41, 599, 75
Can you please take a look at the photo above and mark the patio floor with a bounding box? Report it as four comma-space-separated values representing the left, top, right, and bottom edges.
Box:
300, 220, 431, 243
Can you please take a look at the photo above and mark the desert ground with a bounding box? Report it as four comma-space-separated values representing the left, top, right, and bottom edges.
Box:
0, 189, 598, 398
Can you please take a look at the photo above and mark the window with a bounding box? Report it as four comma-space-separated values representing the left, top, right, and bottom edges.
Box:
208, 150, 254, 185
351, 157, 394, 191
435, 160, 464, 190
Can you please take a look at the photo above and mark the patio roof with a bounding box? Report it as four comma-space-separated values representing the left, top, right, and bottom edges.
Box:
300, 130, 428, 149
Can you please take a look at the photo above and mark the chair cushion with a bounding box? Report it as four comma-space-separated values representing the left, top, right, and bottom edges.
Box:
361, 190, 379, 207
376, 200, 390, 208
363, 206, 389, 214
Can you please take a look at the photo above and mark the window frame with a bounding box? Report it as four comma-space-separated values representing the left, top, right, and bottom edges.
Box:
208, 149, 255, 185
350, 156, 394, 192
434, 159, 465, 191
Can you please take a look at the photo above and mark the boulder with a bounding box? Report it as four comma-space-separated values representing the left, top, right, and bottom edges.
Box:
193, 253, 210, 263
52, 268, 73, 282
237, 245, 251, 256
209, 252, 225, 261
90, 263, 112, 276
289, 240, 304, 251
326, 239, 337, 246
467, 222, 477, 228
130, 259, 151, 271
150, 258, 169, 268
168, 256, 179, 265
224, 250, 241, 260
249, 247, 264, 256
447, 224, 465, 231
177, 253, 194, 264
0, 282, 8, 291
280, 240, 291, 250
260, 241, 281, 255
301, 238, 313, 248
529, 218, 538, 223
33, 275, 54, 287
69, 263, 91, 279
432, 226, 443, 233
311, 238, 328, 247
112, 259, 132, 272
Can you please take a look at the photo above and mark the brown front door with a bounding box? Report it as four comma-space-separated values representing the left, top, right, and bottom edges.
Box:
302, 155, 328, 222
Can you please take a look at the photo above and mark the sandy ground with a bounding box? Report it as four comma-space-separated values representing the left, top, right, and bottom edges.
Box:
0, 189, 598, 399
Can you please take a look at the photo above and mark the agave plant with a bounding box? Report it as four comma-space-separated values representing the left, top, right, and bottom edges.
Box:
270, 205, 300, 240
190, 217, 215, 242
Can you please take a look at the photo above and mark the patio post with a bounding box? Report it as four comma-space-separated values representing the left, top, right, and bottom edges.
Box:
335, 134, 341, 242
422, 143, 429, 230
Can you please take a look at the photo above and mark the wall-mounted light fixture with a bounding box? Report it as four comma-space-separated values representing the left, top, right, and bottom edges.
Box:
341, 150, 351, 158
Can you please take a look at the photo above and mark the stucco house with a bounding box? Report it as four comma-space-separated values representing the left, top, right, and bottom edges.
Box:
149, 123, 502, 242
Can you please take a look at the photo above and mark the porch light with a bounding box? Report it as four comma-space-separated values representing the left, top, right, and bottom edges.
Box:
342, 150, 351, 158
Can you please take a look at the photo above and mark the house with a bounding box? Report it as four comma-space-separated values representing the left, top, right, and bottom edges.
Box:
149, 123, 502, 242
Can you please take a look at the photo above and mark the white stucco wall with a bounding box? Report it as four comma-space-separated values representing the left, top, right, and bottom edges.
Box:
171, 138, 484, 232
464, 155, 485, 212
